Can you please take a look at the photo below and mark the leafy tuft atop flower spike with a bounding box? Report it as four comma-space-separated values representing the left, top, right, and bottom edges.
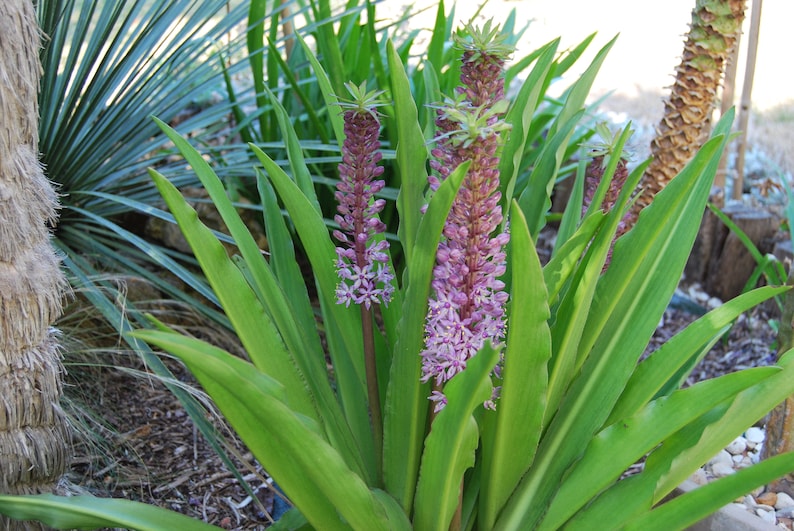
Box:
332, 82, 394, 309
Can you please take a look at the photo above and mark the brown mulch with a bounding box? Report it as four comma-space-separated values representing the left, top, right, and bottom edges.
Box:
66, 357, 279, 530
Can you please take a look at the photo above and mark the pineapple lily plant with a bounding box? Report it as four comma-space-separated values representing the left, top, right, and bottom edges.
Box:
5, 19, 794, 531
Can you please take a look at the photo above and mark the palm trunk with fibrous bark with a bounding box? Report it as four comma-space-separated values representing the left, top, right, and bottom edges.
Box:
0, 1, 71, 529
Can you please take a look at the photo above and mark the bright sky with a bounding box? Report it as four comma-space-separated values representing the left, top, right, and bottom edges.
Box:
400, 0, 790, 111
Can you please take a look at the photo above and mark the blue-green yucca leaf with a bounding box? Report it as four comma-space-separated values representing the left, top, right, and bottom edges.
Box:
495, 111, 734, 531
413, 345, 498, 531
130, 330, 409, 531
0, 494, 220, 531
383, 161, 468, 513
478, 203, 552, 530
538, 366, 779, 530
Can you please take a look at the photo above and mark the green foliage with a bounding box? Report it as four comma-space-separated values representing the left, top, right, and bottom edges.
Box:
6, 3, 794, 531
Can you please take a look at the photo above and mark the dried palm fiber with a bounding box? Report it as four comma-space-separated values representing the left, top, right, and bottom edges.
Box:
630, 0, 745, 222
0, 0, 71, 523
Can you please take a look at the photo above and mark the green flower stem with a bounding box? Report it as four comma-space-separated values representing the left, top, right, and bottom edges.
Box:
361, 304, 383, 486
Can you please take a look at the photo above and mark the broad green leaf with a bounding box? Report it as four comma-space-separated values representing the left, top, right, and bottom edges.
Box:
548, 35, 616, 141
554, 159, 587, 250
294, 31, 345, 147
247, 0, 269, 137
250, 144, 376, 484
257, 171, 320, 355
311, 0, 346, 95
500, 38, 558, 209
389, 39, 429, 265
609, 285, 788, 423
267, 38, 329, 145
426, 0, 447, 76
624, 451, 794, 531
495, 112, 733, 530
538, 366, 779, 530
518, 109, 585, 237
148, 168, 319, 422
0, 494, 219, 531
131, 330, 409, 531
260, 84, 321, 210
413, 345, 497, 531
383, 161, 468, 512
478, 203, 551, 530
569, 350, 794, 529
542, 210, 605, 304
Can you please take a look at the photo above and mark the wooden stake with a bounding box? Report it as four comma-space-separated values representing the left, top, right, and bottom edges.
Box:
733, 0, 763, 200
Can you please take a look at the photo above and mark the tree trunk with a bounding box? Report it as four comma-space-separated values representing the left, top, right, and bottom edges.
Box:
0, 1, 71, 529
763, 269, 794, 496
630, 0, 746, 221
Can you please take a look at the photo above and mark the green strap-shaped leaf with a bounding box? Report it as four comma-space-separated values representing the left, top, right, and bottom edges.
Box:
148, 168, 319, 422
568, 351, 794, 529
247, 0, 269, 137
542, 211, 605, 304
131, 330, 409, 531
624, 451, 794, 531
150, 123, 340, 437
0, 494, 220, 531
478, 203, 551, 530
250, 143, 377, 483
260, 84, 321, 211
388, 39, 429, 265
609, 285, 788, 423
538, 366, 779, 530
495, 112, 733, 531
413, 345, 498, 531
382, 161, 468, 512
257, 171, 321, 356
500, 38, 558, 209
294, 31, 345, 147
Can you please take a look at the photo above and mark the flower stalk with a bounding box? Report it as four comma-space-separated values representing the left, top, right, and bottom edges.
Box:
332, 82, 392, 484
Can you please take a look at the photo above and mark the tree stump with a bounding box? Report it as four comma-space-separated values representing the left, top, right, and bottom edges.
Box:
686, 202, 781, 301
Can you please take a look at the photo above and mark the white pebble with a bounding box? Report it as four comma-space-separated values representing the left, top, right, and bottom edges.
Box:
688, 468, 709, 486
776, 492, 794, 509
726, 436, 748, 455
756, 508, 777, 525
707, 296, 723, 309
736, 455, 754, 469
711, 462, 736, 478
746, 427, 765, 444
709, 450, 734, 468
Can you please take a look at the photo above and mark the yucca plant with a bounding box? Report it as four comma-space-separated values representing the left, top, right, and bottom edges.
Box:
4, 18, 794, 531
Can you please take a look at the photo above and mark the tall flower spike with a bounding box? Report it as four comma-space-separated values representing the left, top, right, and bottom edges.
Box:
421, 22, 512, 411
581, 122, 634, 269
333, 82, 394, 309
